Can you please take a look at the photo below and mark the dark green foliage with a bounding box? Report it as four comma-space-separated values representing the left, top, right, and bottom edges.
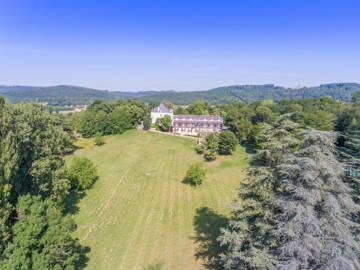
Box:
204, 133, 219, 152
155, 115, 172, 132
202, 133, 219, 161
303, 109, 335, 130
222, 102, 255, 141
143, 115, 151, 130
352, 90, 360, 104
94, 134, 105, 146
0, 100, 86, 266
67, 157, 98, 190
0, 195, 85, 270
204, 150, 217, 162
77, 99, 144, 137
253, 105, 276, 123
186, 101, 216, 115
218, 131, 238, 155
0, 102, 73, 205
195, 144, 205, 154
183, 163, 206, 186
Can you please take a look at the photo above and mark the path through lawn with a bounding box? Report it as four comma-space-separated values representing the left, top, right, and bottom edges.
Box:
67, 130, 249, 269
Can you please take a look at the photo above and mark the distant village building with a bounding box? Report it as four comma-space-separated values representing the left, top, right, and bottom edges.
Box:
150, 102, 223, 136
173, 114, 223, 136
150, 103, 174, 124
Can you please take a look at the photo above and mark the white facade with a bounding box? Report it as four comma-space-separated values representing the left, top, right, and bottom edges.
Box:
150, 111, 174, 124
150, 103, 174, 124
172, 115, 223, 136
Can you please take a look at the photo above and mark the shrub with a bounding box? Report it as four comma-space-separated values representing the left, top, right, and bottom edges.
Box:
183, 163, 206, 186
143, 115, 151, 130
204, 133, 219, 152
155, 115, 172, 132
94, 134, 105, 146
67, 157, 98, 190
195, 144, 205, 154
204, 150, 217, 161
218, 130, 238, 155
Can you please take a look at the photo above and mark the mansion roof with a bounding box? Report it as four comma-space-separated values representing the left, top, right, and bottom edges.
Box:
151, 103, 173, 113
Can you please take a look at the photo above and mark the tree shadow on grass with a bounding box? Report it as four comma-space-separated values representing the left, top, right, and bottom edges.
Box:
62, 191, 91, 269
76, 245, 91, 269
182, 177, 197, 186
63, 190, 86, 215
192, 207, 229, 269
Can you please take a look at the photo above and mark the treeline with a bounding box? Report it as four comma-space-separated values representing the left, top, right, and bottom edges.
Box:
1, 83, 359, 105
0, 97, 98, 269
70, 99, 146, 138
137, 83, 360, 105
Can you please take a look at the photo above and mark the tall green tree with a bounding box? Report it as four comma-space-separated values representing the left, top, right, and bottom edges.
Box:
0, 100, 81, 259
303, 109, 335, 131
218, 130, 238, 155
0, 195, 85, 270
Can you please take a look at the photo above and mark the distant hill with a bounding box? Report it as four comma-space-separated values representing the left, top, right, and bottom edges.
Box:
0, 85, 152, 105
136, 83, 360, 104
1, 83, 359, 105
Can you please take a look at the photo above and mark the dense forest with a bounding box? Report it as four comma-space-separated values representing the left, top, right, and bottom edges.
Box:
0, 90, 359, 269
1, 83, 359, 106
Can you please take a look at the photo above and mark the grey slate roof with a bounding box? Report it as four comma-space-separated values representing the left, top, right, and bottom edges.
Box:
151, 103, 173, 113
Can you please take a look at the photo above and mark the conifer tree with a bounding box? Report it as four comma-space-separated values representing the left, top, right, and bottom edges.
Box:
218, 115, 301, 269
271, 130, 359, 269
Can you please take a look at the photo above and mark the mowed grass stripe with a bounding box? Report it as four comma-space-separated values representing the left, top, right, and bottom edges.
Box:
68, 130, 248, 269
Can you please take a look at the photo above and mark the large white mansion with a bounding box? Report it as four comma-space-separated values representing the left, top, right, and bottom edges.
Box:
150, 103, 223, 136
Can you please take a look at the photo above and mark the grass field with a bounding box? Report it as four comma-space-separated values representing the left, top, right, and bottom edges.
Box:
66, 129, 249, 270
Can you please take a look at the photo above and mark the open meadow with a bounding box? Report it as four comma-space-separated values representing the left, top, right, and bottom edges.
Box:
66, 130, 249, 269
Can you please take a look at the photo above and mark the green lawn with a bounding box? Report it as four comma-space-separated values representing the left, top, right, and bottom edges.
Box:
66, 130, 249, 270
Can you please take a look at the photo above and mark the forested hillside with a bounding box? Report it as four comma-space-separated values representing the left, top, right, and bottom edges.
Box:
0, 85, 152, 105
1, 83, 359, 105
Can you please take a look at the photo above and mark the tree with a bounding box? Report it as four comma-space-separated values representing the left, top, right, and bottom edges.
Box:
218, 131, 238, 155
155, 115, 172, 132
352, 90, 360, 105
204, 150, 217, 162
143, 115, 151, 130
203, 133, 219, 161
187, 101, 211, 115
0, 100, 87, 265
77, 99, 144, 137
67, 157, 98, 190
218, 116, 301, 270
303, 109, 335, 131
0, 102, 73, 250
183, 163, 206, 186
271, 130, 358, 269
0, 195, 85, 270
204, 133, 219, 152
94, 134, 105, 146
253, 105, 275, 123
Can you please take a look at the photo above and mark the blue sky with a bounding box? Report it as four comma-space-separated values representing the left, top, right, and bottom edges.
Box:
0, 0, 359, 91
